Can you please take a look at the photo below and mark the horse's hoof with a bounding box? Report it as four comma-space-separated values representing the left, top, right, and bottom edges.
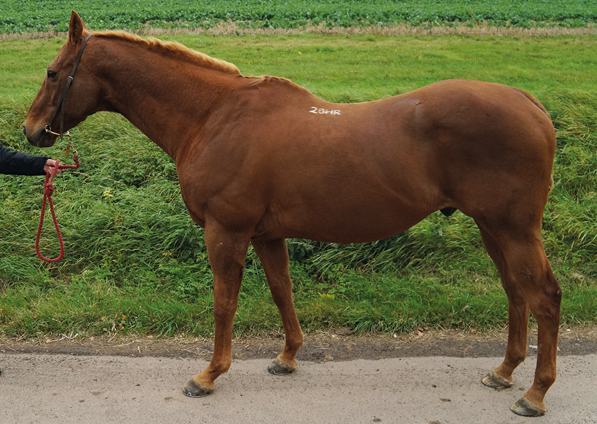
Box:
268, 358, 296, 375
182, 380, 213, 398
511, 396, 546, 417
482, 370, 513, 389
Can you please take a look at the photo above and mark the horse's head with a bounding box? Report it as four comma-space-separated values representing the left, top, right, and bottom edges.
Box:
23, 11, 102, 147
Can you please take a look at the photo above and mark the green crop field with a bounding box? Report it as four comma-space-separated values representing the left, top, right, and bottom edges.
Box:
1, 4, 596, 339
0, 0, 596, 34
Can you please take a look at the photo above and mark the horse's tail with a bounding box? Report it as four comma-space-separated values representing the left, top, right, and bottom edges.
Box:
512, 87, 556, 193
512, 87, 551, 120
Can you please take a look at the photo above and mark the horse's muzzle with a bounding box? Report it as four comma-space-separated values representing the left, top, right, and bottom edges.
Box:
23, 124, 56, 148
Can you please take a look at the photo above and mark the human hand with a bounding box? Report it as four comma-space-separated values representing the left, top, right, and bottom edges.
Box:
43, 159, 62, 175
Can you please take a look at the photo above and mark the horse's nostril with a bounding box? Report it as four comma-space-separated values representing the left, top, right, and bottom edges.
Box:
22, 125, 27, 136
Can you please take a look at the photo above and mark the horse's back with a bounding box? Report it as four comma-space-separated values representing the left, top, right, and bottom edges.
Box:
265, 79, 555, 212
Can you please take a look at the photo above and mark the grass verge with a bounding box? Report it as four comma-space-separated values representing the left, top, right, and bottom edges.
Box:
1, 33, 596, 338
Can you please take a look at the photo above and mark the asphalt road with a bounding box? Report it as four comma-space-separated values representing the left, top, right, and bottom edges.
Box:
1, 352, 596, 424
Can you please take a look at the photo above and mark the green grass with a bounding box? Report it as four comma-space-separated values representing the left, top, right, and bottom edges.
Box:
0, 0, 595, 34
1, 33, 597, 338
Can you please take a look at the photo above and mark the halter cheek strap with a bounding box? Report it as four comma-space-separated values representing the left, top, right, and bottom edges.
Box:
45, 33, 94, 139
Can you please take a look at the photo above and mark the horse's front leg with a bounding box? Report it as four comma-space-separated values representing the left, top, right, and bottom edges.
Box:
252, 239, 304, 375
183, 221, 251, 397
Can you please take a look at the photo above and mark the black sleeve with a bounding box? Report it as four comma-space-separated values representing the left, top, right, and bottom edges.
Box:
0, 146, 48, 176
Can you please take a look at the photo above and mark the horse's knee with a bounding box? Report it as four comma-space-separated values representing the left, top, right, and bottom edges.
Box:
213, 301, 238, 323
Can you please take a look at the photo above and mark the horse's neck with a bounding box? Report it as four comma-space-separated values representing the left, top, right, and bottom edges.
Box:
97, 44, 237, 160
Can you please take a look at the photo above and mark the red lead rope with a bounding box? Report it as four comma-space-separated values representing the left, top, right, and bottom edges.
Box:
35, 155, 80, 262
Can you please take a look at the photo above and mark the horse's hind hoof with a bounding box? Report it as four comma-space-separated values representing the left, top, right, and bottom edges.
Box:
482, 370, 513, 389
183, 380, 213, 398
268, 358, 296, 375
511, 397, 546, 417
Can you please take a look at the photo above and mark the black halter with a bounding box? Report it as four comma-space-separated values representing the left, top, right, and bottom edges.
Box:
45, 34, 93, 139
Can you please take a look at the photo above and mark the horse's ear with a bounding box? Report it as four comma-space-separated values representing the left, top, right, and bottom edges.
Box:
68, 11, 87, 44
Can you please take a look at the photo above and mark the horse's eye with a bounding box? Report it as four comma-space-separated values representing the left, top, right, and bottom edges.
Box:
47, 70, 57, 79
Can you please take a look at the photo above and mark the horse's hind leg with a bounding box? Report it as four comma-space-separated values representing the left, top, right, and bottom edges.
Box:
252, 239, 304, 375
478, 226, 529, 390
477, 222, 561, 416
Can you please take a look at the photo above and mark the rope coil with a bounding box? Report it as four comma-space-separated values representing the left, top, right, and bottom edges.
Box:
35, 154, 80, 262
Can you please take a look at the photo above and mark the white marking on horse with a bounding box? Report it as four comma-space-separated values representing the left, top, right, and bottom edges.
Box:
310, 106, 341, 115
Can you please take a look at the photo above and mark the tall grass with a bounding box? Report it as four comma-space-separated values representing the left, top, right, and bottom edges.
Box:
1, 34, 596, 338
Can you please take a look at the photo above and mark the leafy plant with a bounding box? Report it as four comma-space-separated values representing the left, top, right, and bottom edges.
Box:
0, 0, 596, 34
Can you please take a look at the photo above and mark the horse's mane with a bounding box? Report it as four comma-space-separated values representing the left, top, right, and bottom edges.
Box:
92, 30, 240, 75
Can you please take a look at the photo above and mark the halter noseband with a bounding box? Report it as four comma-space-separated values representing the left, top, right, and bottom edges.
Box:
45, 33, 94, 139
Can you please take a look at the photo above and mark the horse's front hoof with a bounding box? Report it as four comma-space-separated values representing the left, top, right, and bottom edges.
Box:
268, 358, 296, 375
482, 370, 513, 389
511, 396, 546, 417
183, 379, 213, 398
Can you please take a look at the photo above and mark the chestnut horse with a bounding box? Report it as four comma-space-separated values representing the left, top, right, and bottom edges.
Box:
24, 12, 560, 417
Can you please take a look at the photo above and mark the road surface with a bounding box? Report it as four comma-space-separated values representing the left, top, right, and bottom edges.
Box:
1, 335, 596, 424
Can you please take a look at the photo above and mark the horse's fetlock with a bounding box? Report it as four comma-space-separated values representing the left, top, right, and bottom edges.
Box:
535, 368, 557, 387
211, 361, 232, 375
504, 354, 526, 371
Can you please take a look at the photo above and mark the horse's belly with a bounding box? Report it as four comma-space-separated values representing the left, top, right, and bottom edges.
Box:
263, 186, 439, 243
